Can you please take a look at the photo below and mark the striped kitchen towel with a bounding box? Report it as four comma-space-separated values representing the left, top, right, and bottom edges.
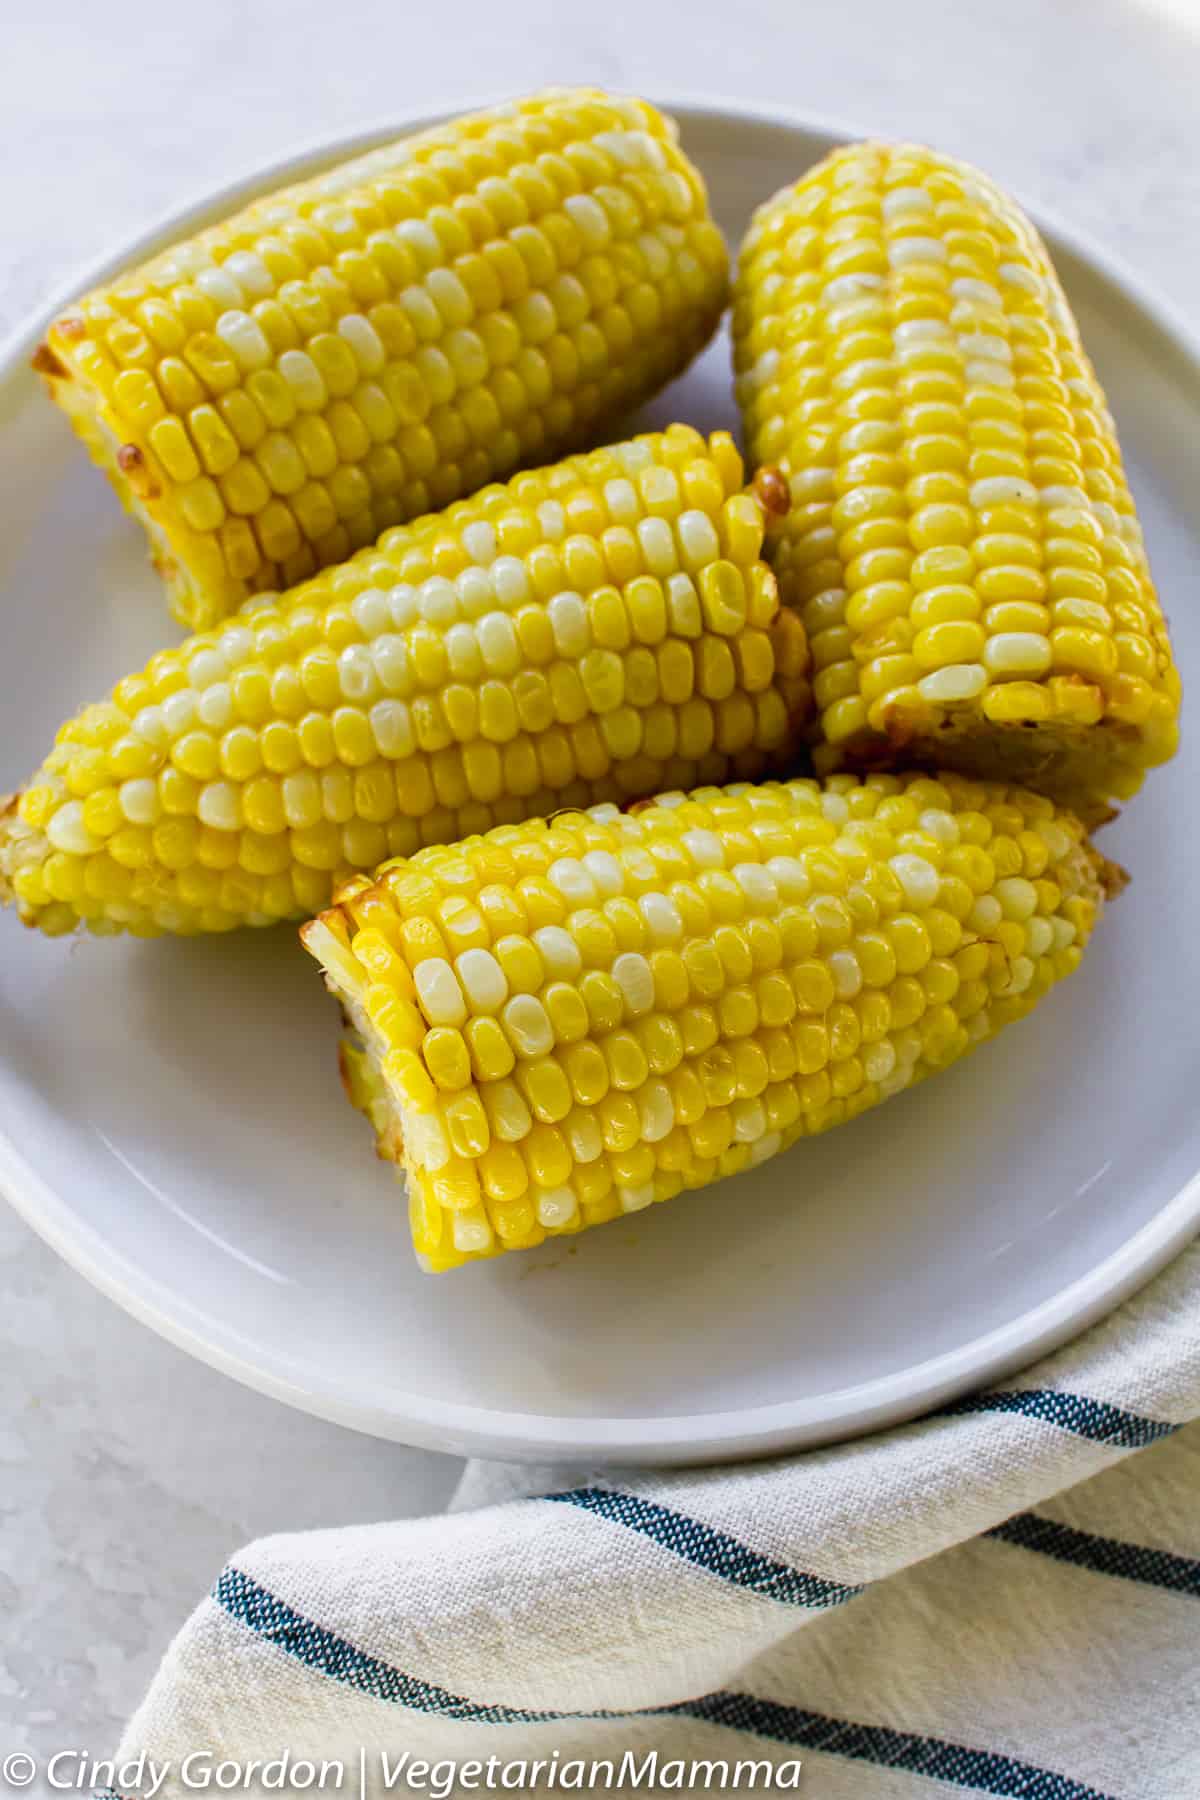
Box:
110, 1237, 1200, 1800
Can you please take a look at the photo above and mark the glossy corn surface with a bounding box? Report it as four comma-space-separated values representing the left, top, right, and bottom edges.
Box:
0, 428, 810, 937
39, 90, 729, 629
733, 142, 1180, 816
304, 770, 1111, 1271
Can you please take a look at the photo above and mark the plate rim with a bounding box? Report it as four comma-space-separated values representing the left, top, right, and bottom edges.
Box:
2, 93, 1198, 1466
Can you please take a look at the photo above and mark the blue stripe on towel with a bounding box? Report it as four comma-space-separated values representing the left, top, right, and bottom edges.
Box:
213, 1566, 558, 1722
988, 1511, 1200, 1596
939, 1388, 1177, 1448
671, 1696, 1115, 1798
542, 1487, 862, 1610
212, 1565, 1116, 1799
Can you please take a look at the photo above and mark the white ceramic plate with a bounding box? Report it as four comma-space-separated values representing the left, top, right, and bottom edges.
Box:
2, 101, 1198, 1466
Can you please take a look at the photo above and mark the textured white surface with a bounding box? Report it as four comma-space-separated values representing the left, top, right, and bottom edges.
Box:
1, 0, 1198, 1765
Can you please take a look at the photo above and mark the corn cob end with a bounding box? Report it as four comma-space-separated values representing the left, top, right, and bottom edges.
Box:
0, 792, 119, 937
0, 792, 19, 908
37, 320, 236, 629
811, 686, 1177, 826
0, 791, 31, 915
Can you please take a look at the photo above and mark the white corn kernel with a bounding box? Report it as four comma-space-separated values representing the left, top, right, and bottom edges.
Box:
197, 782, 241, 831
369, 700, 415, 758
638, 1083, 674, 1142
462, 520, 498, 565
548, 592, 590, 657
1025, 917, 1053, 958
830, 949, 863, 998
612, 952, 654, 1016
983, 634, 1052, 678
581, 851, 623, 897
970, 895, 1002, 934
918, 664, 989, 704
748, 1131, 782, 1166
46, 802, 99, 856
1051, 916, 1077, 951
456, 948, 507, 1014
388, 585, 418, 629
503, 994, 553, 1057
970, 476, 1037, 510
452, 1208, 494, 1253
477, 613, 520, 676
214, 310, 272, 371
733, 863, 779, 911
415, 958, 467, 1027
161, 690, 197, 737
119, 779, 160, 825
639, 893, 683, 944
732, 1099, 767, 1142
548, 858, 596, 906
454, 568, 492, 619
888, 236, 947, 267
338, 644, 380, 702
351, 588, 391, 638
765, 855, 809, 900
678, 510, 720, 569
532, 926, 582, 980
995, 877, 1038, 922
918, 809, 960, 847
418, 578, 458, 627
536, 1188, 578, 1229
890, 854, 940, 908
485, 1079, 532, 1141
1000, 955, 1035, 996
337, 314, 386, 375
491, 558, 529, 610
619, 1184, 655, 1213
682, 829, 724, 869
407, 1113, 451, 1170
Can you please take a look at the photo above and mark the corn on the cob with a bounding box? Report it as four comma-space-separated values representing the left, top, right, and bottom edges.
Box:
0, 428, 811, 937
36, 90, 729, 631
732, 142, 1180, 817
303, 770, 1113, 1272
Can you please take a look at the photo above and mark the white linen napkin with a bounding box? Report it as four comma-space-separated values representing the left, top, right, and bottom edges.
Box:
103, 1239, 1200, 1800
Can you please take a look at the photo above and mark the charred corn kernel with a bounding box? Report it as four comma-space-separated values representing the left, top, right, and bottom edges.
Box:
733, 141, 1180, 816
1, 428, 811, 937
303, 769, 1114, 1270
39, 91, 729, 630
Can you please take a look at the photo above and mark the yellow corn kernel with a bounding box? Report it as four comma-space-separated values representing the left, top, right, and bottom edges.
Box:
519, 1056, 574, 1125
733, 139, 1180, 815
301, 769, 1111, 1270
147, 417, 200, 484
423, 1027, 472, 1092
479, 1142, 528, 1204
444, 1093, 490, 1159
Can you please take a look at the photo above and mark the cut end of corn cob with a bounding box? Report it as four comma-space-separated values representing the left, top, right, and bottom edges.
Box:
732, 141, 1181, 818
0, 427, 811, 938
37, 90, 730, 630
302, 770, 1110, 1272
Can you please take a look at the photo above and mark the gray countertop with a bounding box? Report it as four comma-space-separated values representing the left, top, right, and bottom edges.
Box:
2, 0, 1198, 1766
